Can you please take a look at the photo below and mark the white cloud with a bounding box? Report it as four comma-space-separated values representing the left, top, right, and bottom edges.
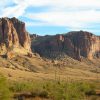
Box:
26, 21, 50, 26
26, 10, 100, 28
0, 0, 100, 33
0, 0, 12, 7
1, 0, 100, 16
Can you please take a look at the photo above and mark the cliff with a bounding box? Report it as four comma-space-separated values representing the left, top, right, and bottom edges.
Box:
31, 31, 100, 60
0, 17, 31, 57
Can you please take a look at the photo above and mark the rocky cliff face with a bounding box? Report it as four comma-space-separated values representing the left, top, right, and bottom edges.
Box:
31, 31, 100, 60
67, 31, 100, 60
0, 17, 31, 56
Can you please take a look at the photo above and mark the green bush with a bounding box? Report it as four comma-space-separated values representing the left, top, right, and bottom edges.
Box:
9, 80, 98, 100
9, 82, 33, 92
0, 75, 12, 100
78, 82, 96, 95
39, 90, 48, 98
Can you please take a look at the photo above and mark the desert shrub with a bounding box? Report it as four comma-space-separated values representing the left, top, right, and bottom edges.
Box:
78, 82, 96, 95
42, 81, 97, 100
85, 89, 96, 95
9, 80, 44, 93
31, 90, 38, 97
0, 75, 12, 100
39, 90, 48, 98
31, 89, 48, 98
9, 80, 98, 100
42, 81, 83, 100
9, 82, 33, 92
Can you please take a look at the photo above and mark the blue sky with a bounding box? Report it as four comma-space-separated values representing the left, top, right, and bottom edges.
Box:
0, 0, 100, 35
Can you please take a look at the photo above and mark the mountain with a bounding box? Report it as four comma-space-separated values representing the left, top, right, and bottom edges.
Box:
0, 17, 99, 74
0, 17, 100, 100
0, 17, 31, 58
31, 31, 100, 61
0, 17, 99, 87
0, 17, 99, 61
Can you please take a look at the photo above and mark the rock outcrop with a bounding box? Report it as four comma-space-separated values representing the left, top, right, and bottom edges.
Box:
0, 17, 31, 56
67, 31, 100, 60
31, 31, 100, 60
30, 34, 39, 40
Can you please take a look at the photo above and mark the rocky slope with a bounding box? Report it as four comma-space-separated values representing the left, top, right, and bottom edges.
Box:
0, 17, 31, 58
31, 31, 100, 61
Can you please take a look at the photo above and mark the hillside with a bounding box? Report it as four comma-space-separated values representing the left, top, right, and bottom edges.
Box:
0, 17, 99, 81
0, 17, 99, 100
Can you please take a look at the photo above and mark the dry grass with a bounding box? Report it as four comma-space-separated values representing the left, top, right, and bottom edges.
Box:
0, 54, 100, 82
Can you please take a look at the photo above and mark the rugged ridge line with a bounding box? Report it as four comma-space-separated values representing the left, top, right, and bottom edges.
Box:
31, 31, 100, 61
